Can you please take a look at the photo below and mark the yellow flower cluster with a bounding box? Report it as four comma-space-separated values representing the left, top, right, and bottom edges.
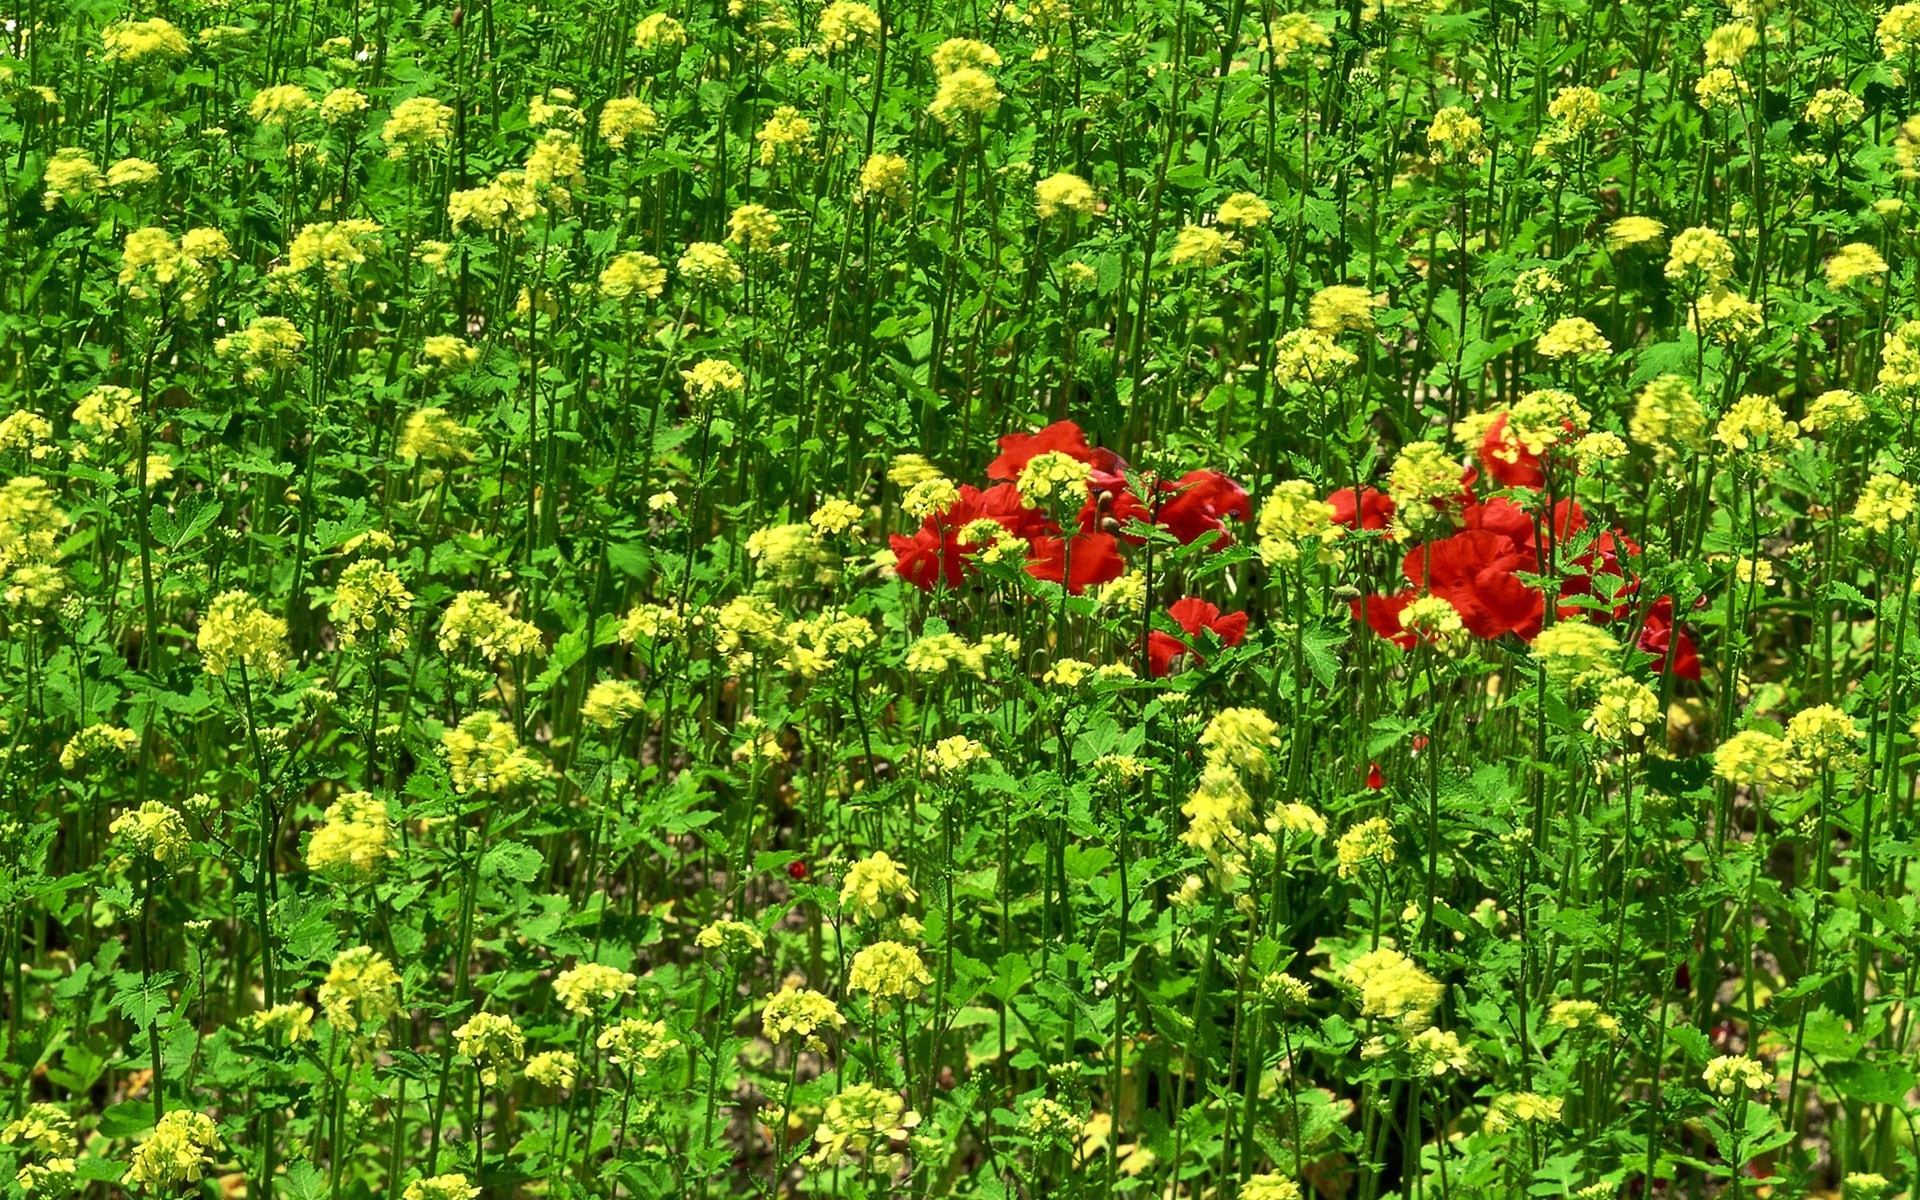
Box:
841, 851, 918, 921
198, 591, 290, 679
1852, 472, 1916, 534
1702, 1053, 1772, 1096
1535, 316, 1610, 358
381, 96, 455, 158
320, 946, 403, 1034
1272, 328, 1356, 388
1256, 480, 1338, 567
598, 1016, 680, 1069
1336, 816, 1395, 878
59, 723, 137, 772
307, 791, 393, 878
440, 713, 545, 793
811, 1082, 918, 1164
1308, 285, 1376, 333
760, 983, 844, 1044
848, 940, 932, 1001
1628, 374, 1708, 463
1386, 442, 1463, 534
1341, 946, 1443, 1030
1583, 675, 1660, 742
552, 962, 639, 1015
126, 1111, 218, 1190
454, 1011, 527, 1084
110, 801, 191, 869
438, 591, 543, 659
1034, 172, 1096, 220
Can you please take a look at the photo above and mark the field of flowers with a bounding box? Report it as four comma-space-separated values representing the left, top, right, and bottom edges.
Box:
5, 0, 1920, 1196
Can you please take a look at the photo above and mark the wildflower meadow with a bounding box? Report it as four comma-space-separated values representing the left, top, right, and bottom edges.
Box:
5, 0, 1920, 1196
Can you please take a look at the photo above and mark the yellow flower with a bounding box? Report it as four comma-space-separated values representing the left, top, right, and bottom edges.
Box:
1264, 13, 1331, 67
125, 1111, 218, 1191
1703, 21, 1758, 66
848, 940, 933, 1001
1216, 191, 1273, 228
1826, 242, 1889, 289
1694, 67, 1748, 109
1428, 106, 1483, 159
1852, 472, 1916, 533
1341, 947, 1442, 1029
1167, 224, 1238, 267
1714, 394, 1799, 456
929, 67, 1002, 130
1034, 171, 1096, 220
930, 38, 1003, 74
249, 84, 313, 125
597, 1016, 679, 1069
677, 241, 743, 289
524, 1051, 579, 1088
319, 946, 402, 1033
381, 96, 455, 158
41, 148, 102, 209
402, 1176, 479, 1200
1309, 285, 1377, 333
306, 791, 393, 878
581, 679, 646, 727
599, 97, 658, 148
1606, 215, 1666, 249
453, 1012, 526, 1085
1336, 817, 1395, 878
440, 713, 545, 793
1485, 1092, 1564, 1132
810, 1083, 918, 1165
198, 591, 290, 678
1803, 389, 1869, 432
840, 852, 917, 921
102, 18, 191, 63
1713, 729, 1799, 786
1881, 2, 1920, 56
439, 592, 543, 659
857, 153, 912, 205
1256, 480, 1338, 567
552, 962, 638, 1015
1535, 316, 1611, 358
600, 251, 667, 300
718, 207, 779, 258
397, 408, 475, 462
1702, 1053, 1772, 1096
819, 1, 882, 50
110, 801, 191, 869
755, 106, 813, 165
633, 12, 689, 49
1805, 87, 1864, 128
1665, 226, 1736, 286
1272, 328, 1356, 387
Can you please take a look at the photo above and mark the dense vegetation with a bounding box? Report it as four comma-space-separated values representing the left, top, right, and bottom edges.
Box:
3, 0, 1919, 1196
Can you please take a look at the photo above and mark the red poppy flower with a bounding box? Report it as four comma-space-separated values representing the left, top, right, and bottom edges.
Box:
1478, 413, 1546, 489
1147, 597, 1249, 676
1351, 591, 1418, 649
1366, 762, 1385, 790
889, 482, 1052, 591
787, 860, 809, 880
1637, 595, 1701, 680
1559, 528, 1642, 621
1330, 486, 1395, 531
1154, 470, 1253, 548
1403, 530, 1544, 641
986, 419, 1127, 482
1026, 529, 1126, 594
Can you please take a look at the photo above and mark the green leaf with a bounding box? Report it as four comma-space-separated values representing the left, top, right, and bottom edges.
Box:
481, 840, 545, 883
